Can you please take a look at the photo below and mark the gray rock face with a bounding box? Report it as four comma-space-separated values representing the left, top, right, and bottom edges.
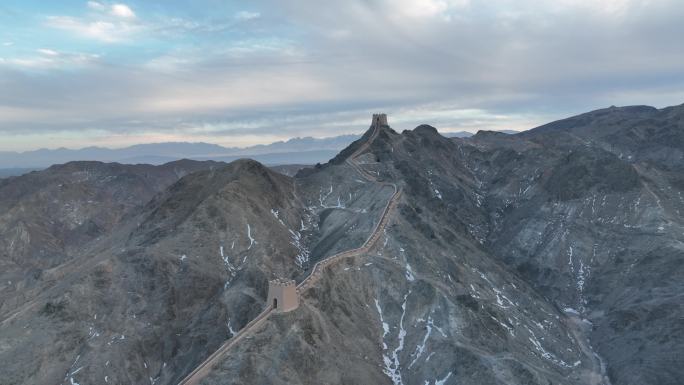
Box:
1, 105, 682, 385
465, 105, 684, 385
0, 160, 223, 315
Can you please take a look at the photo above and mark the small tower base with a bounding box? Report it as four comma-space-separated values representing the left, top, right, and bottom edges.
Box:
267, 278, 298, 313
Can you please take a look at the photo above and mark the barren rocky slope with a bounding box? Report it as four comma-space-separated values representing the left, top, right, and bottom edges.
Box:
0, 160, 223, 316
199, 107, 683, 385
464, 105, 684, 385
199, 122, 607, 385
1, 105, 682, 385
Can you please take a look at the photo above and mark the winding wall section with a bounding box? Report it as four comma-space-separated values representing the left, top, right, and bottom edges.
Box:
178, 123, 401, 385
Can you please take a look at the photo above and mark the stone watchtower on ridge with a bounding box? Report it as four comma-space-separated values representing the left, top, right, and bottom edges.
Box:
266, 278, 298, 313
372, 113, 388, 127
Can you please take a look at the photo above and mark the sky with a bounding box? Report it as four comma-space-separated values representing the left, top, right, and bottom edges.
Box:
0, 0, 683, 151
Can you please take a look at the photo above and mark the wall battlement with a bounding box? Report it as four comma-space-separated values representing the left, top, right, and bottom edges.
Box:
270, 278, 295, 287
372, 113, 388, 127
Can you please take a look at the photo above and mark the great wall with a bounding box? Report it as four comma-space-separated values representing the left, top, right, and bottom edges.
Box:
178, 114, 401, 385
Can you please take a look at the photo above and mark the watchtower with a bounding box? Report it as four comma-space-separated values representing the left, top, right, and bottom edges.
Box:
266, 278, 298, 313
372, 113, 388, 127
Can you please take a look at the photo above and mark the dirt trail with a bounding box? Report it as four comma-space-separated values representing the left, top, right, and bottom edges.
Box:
178, 124, 402, 385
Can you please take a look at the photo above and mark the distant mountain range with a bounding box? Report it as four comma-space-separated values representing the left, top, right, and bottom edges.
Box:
444, 129, 518, 138
0, 135, 360, 170
0, 130, 519, 175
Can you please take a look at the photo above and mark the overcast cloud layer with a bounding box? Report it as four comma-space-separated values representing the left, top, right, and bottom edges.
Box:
1, 0, 683, 150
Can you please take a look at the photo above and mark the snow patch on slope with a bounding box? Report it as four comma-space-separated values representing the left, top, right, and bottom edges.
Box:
376, 291, 411, 385
246, 224, 255, 249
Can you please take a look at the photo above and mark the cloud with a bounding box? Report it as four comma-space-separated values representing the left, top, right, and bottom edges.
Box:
87, 1, 136, 18
110, 4, 136, 19
46, 2, 139, 42
391, 0, 450, 20
553, 0, 650, 16
2, 0, 684, 150
235, 11, 261, 20
37, 48, 60, 56
46, 16, 138, 42
0, 50, 99, 70
87, 1, 106, 11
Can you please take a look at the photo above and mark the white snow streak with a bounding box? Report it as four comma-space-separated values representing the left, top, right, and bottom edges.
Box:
220, 245, 236, 289
563, 307, 580, 315
289, 229, 310, 269
492, 287, 515, 309
378, 292, 411, 385
227, 319, 237, 337
408, 316, 435, 368
271, 209, 286, 226
491, 315, 515, 337
374, 299, 390, 349
435, 372, 452, 385
319, 185, 334, 207
246, 224, 255, 249
405, 262, 415, 282
526, 326, 574, 368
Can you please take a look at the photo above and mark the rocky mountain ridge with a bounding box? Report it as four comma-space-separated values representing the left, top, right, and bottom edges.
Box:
1, 104, 682, 385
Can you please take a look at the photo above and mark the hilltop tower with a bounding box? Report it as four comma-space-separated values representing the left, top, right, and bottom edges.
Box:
266, 278, 298, 313
372, 113, 388, 127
